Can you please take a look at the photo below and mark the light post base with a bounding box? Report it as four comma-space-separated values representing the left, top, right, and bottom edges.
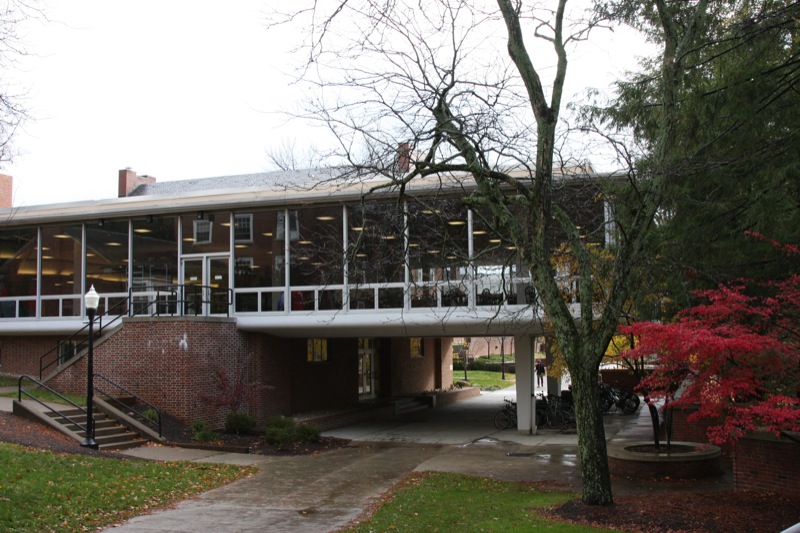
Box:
80, 438, 99, 450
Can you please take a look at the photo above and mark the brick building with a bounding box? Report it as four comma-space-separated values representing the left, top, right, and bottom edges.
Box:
0, 166, 607, 430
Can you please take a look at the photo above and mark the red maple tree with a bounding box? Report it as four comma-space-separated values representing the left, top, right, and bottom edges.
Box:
621, 243, 800, 445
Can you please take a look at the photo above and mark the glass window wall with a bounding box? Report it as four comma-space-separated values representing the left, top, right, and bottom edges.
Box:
347, 201, 405, 309
407, 197, 469, 307
234, 209, 282, 312
0, 227, 38, 317
41, 224, 83, 317
132, 216, 178, 314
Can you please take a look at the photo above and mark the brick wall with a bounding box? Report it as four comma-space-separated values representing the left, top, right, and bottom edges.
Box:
391, 337, 435, 394
47, 317, 285, 428
290, 338, 359, 413
0, 335, 65, 377
734, 433, 800, 498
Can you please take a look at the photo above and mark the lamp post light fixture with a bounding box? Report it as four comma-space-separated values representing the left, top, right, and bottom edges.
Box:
81, 285, 100, 450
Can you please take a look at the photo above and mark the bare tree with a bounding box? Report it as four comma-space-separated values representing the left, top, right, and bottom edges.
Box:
270, 0, 710, 505
0, 0, 40, 165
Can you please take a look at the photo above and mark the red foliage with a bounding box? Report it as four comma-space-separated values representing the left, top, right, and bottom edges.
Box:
621, 273, 800, 445
201, 352, 271, 415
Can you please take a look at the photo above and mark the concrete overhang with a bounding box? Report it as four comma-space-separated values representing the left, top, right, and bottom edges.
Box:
235, 307, 547, 338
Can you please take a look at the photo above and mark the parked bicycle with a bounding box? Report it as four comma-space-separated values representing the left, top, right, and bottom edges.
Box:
494, 398, 518, 430
536, 393, 577, 430
598, 382, 640, 415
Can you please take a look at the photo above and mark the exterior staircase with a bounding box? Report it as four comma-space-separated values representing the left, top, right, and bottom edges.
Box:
44, 407, 149, 450
393, 396, 433, 415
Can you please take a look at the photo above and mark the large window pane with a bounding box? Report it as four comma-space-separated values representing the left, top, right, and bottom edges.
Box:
288, 206, 344, 310
0, 227, 37, 317
132, 216, 178, 314
234, 209, 282, 312
181, 212, 230, 254
472, 206, 519, 306
347, 201, 405, 309
407, 197, 469, 307
41, 224, 83, 317
86, 220, 129, 304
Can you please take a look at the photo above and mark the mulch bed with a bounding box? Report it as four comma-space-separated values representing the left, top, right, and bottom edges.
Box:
542, 491, 800, 533
2, 410, 798, 532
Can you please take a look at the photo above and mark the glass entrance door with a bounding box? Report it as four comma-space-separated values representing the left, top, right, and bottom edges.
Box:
181, 256, 230, 316
358, 338, 376, 399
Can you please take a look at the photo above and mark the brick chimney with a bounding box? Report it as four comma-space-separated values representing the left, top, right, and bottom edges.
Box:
397, 143, 411, 172
0, 174, 12, 208
118, 168, 156, 197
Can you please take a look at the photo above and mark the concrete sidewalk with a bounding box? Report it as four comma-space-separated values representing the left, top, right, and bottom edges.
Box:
3, 388, 732, 532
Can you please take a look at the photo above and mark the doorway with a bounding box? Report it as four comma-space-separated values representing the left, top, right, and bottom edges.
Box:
181, 255, 230, 315
358, 338, 376, 400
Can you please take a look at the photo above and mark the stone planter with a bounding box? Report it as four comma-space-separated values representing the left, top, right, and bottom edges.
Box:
608, 441, 722, 479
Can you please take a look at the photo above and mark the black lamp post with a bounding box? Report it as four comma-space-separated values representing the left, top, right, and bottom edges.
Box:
501, 336, 506, 380
81, 285, 100, 450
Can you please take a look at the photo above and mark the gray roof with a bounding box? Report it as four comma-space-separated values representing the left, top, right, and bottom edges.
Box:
128, 167, 349, 197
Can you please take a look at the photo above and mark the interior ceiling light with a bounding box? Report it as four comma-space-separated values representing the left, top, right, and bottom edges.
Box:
53, 234, 71, 239
382, 235, 397, 240
104, 242, 122, 247
447, 220, 466, 226
182, 237, 194, 242
316, 215, 336, 221
356, 253, 368, 258
133, 228, 153, 234
473, 230, 488, 235
298, 240, 313, 245
234, 244, 247, 249
351, 226, 365, 232
489, 239, 502, 244
262, 232, 273, 237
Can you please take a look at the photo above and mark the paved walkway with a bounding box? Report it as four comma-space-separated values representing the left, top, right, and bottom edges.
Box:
2, 387, 733, 532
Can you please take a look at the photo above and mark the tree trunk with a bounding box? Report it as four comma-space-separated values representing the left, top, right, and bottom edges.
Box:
570, 352, 613, 505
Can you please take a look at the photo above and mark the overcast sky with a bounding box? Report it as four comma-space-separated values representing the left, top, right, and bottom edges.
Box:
4, 1, 651, 208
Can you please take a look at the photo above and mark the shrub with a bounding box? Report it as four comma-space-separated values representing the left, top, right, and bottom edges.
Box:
224, 412, 256, 434
191, 420, 218, 443
265, 416, 295, 430
295, 423, 321, 443
142, 408, 158, 422
265, 426, 296, 449
263, 417, 321, 449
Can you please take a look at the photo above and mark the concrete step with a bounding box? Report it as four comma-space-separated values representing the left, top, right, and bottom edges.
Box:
394, 396, 431, 415
46, 406, 150, 451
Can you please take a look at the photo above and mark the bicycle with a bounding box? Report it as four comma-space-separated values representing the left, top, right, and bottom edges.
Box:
494, 398, 517, 430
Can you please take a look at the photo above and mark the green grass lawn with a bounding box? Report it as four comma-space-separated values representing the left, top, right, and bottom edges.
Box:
342, 471, 617, 532
1, 387, 86, 406
0, 442, 252, 532
0, 375, 18, 387
458, 370, 515, 390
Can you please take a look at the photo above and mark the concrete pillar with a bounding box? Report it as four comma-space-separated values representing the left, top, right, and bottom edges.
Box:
514, 334, 535, 434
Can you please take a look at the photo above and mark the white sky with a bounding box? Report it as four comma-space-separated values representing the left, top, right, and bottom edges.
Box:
4, 1, 651, 208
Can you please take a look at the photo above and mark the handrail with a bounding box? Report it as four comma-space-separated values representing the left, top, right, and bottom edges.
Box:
129, 284, 232, 318
39, 296, 129, 380
93, 373, 162, 438
17, 375, 90, 436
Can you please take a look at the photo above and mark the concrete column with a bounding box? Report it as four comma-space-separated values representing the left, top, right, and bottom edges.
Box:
514, 334, 534, 434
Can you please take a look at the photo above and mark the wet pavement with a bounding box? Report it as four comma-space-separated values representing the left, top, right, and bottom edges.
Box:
101, 388, 732, 532
2, 387, 733, 532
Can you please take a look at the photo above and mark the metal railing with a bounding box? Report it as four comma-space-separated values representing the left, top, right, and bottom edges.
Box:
17, 375, 90, 435
39, 296, 129, 380
93, 373, 162, 438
